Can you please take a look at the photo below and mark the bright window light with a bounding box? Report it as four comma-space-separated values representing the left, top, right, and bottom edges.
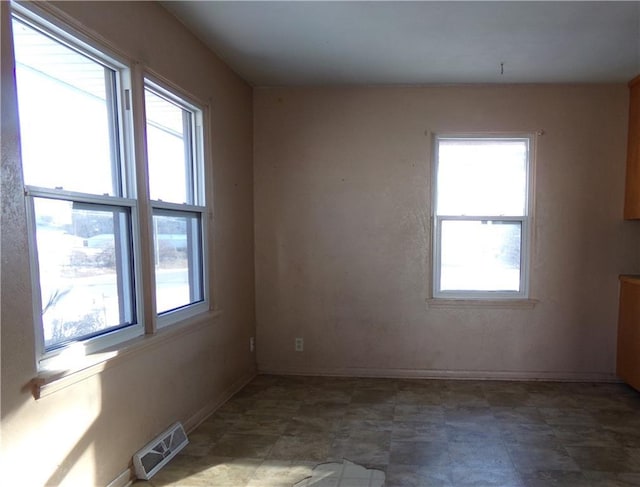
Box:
13, 18, 120, 196
433, 136, 532, 298
11, 4, 212, 364
13, 14, 139, 352
144, 82, 206, 320
34, 198, 135, 348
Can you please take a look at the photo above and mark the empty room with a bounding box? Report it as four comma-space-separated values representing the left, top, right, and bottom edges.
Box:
2, 1, 640, 486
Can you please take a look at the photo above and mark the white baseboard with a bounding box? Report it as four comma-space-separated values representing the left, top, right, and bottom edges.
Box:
257, 365, 621, 383
106, 468, 132, 487
107, 368, 257, 487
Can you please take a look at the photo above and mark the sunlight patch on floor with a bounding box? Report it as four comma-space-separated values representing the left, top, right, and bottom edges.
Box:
293, 459, 385, 487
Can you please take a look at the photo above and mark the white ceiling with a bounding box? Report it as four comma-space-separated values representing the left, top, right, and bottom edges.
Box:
162, 1, 640, 86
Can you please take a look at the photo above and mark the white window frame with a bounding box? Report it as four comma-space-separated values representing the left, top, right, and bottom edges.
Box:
11, 2, 212, 371
432, 133, 534, 300
143, 77, 210, 328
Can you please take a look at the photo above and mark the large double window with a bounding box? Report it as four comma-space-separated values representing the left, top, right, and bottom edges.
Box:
12, 5, 209, 364
433, 135, 533, 299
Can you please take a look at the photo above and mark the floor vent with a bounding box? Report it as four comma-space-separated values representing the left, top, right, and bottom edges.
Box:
133, 422, 188, 480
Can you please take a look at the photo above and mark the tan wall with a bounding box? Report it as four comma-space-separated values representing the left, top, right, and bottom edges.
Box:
254, 85, 640, 380
1, 2, 255, 486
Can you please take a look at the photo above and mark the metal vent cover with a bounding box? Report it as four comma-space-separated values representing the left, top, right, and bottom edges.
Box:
133, 422, 188, 480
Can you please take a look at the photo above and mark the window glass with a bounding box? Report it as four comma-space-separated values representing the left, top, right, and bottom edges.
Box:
153, 211, 203, 314
440, 220, 521, 292
437, 139, 527, 216
12, 18, 120, 196
11, 6, 211, 361
145, 80, 206, 321
434, 136, 531, 298
145, 89, 193, 204
34, 198, 134, 349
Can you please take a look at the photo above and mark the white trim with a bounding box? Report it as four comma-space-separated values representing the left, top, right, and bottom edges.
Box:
431, 133, 534, 300
39, 325, 144, 371
25, 194, 46, 366
25, 187, 136, 208
151, 201, 206, 213
13, 3, 147, 365
142, 77, 211, 328
202, 102, 215, 310
130, 60, 156, 333
13, 0, 216, 374
106, 469, 132, 487
426, 298, 538, 309
143, 78, 206, 207
156, 301, 209, 329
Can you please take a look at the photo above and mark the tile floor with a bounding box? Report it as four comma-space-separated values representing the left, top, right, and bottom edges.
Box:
135, 375, 640, 486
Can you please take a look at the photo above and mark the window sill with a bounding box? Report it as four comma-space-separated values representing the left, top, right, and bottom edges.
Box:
30, 309, 223, 400
426, 298, 538, 309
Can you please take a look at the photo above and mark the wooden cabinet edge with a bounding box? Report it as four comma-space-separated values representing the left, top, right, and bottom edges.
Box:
624, 74, 640, 219
620, 274, 640, 284
617, 277, 640, 391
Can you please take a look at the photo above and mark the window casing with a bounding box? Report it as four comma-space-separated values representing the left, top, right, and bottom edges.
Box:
432, 135, 533, 299
11, 3, 210, 367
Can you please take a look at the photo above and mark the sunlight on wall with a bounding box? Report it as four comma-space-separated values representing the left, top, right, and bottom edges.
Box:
4, 376, 103, 485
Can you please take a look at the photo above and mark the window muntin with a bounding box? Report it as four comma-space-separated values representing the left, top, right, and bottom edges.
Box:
144, 81, 207, 322
433, 136, 532, 299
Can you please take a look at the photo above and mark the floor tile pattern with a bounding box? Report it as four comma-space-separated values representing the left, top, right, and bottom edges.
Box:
135, 375, 640, 486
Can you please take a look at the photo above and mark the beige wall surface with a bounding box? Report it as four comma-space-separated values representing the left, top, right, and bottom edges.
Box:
1, 2, 255, 486
254, 85, 640, 380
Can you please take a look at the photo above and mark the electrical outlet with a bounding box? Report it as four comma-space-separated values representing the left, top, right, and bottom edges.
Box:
295, 337, 304, 352
250, 337, 255, 352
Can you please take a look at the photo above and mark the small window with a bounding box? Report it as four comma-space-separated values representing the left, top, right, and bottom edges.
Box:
144, 81, 207, 321
12, 13, 140, 354
433, 135, 533, 299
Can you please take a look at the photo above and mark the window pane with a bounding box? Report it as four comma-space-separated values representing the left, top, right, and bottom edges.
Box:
153, 212, 203, 314
437, 139, 528, 216
440, 220, 521, 292
145, 89, 193, 204
34, 198, 134, 349
13, 18, 119, 196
